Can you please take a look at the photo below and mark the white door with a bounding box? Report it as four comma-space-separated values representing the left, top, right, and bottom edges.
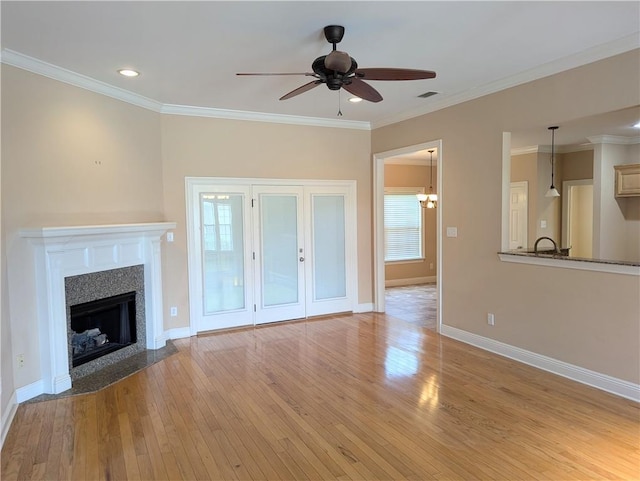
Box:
509, 181, 528, 250
304, 187, 353, 316
191, 185, 254, 332
253, 186, 306, 324
187, 178, 356, 332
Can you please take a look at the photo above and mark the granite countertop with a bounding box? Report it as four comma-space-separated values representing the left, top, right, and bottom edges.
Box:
499, 250, 640, 267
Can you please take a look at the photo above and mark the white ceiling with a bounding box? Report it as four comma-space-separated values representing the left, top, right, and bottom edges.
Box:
1, 1, 639, 130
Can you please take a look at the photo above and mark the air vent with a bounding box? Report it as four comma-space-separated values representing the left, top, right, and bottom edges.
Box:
418, 91, 438, 99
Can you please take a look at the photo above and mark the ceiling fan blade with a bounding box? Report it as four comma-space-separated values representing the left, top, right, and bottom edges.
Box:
343, 78, 383, 103
356, 68, 436, 81
280, 80, 323, 100
236, 72, 314, 76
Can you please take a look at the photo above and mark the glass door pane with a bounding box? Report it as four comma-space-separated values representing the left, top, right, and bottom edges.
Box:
261, 195, 299, 306
201, 193, 246, 314
312, 195, 346, 300
254, 185, 306, 324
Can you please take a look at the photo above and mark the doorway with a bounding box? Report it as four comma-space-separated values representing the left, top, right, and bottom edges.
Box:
373, 140, 443, 332
562, 180, 593, 258
186, 178, 357, 334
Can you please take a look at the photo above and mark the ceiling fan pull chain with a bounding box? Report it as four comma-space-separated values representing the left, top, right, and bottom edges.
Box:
337, 91, 343, 116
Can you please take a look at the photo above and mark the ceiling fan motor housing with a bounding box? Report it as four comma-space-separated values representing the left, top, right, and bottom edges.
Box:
312, 55, 358, 90
324, 25, 345, 44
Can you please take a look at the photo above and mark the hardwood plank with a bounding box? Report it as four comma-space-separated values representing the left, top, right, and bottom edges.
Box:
2, 312, 639, 480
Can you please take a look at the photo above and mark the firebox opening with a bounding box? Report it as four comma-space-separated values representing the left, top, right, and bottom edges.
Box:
70, 291, 137, 367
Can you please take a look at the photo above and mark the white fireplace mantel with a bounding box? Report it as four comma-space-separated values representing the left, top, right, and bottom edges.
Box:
20, 222, 176, 395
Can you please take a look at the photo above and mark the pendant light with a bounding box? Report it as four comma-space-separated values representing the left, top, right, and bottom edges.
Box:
545, 126, 560, 198
417, 150, 438, 208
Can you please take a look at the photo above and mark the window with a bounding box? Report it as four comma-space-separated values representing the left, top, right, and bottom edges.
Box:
384, 189, 424, 262
202, 196, 234, 251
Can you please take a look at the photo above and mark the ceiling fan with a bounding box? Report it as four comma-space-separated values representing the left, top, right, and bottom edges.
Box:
237, 25, 436, 103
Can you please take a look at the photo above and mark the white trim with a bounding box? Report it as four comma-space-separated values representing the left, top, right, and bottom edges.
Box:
161, 104, 370, 130
15, 379, 45, 403
587, 134, 640, 145
165, 327, 191, 340
17, 222, 175, 395
185, 177, 359, 333
371, 33, 640, 129
385, 276, 436, 287
3, 33, 638, 132
441, 325, 640, 402
1, 391, 18, 448
1, 49, 163, 112
498, 253, 640, 275
0, 49, 368, 131
373, 140, 443, 334
353, 302, 374, 313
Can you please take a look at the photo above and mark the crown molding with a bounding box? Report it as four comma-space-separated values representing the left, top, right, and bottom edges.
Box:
511, 143, 596, 156
371, 33, 640, 130
587, 134, 640, 145
160, 104, 370, 130
3, 31, 637, 133
1, 49, 163, 112
1, 49, 370, 131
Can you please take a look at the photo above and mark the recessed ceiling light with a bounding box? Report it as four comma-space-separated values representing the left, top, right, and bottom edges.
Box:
634, 121, 640, 129
118, 69, 139, 77
348, 97, 362, 103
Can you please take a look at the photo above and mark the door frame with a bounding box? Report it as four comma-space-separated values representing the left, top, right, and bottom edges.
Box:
372, 140, 443, 332
185, 177, 358, 335
562, 178, 594, 254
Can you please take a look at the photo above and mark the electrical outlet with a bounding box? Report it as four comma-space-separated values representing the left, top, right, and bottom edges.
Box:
487, 313, 495, 326
429, 262, 434, 270
17, 354, 25, 368
170, 306, 178, 317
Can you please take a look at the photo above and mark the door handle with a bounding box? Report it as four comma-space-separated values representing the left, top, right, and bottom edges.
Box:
299, 257, 305, 262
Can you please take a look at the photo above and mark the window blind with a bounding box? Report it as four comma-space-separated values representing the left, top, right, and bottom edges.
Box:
384, 192, 423, 262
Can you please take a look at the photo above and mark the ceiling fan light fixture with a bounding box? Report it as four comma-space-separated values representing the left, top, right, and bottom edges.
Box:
324, 50, 352, 73
348, 97, 362, 103
633, 121, 640, 129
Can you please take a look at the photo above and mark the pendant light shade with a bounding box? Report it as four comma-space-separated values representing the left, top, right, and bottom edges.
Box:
418, 150, 437, 208
545, 126, 560, 198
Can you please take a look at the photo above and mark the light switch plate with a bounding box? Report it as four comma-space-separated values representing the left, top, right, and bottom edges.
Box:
446, 227, 458, 238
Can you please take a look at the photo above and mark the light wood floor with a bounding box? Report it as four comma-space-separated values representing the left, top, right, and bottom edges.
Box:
2, 313, 639, 480
385, 284, 437, 329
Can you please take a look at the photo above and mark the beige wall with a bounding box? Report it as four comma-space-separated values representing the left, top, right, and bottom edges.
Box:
159, 114, 372, 330
1, 66, 164, 390
561, 149, 593, 181
1, 47, 639, 413
372, 49, 640, 383
384, 163, 437, 282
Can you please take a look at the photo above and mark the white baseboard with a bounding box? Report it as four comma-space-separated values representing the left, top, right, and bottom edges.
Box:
12, 330, 189, 405
385, 276, 436, 287
15, 379, 44, 403
165, 327, 191, 340
354, 302, 374, 313
1, 391, 18, 449
441, 325, 640, 402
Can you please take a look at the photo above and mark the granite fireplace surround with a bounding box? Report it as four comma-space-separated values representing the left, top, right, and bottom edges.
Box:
19, 222, 176, 398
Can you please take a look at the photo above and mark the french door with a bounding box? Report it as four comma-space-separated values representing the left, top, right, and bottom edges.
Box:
187, 178, 355, 333
252, 186, 306, 324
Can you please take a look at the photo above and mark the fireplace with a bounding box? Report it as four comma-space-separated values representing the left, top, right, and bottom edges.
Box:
70, 291, 137, 367
18, 222, 175, 396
